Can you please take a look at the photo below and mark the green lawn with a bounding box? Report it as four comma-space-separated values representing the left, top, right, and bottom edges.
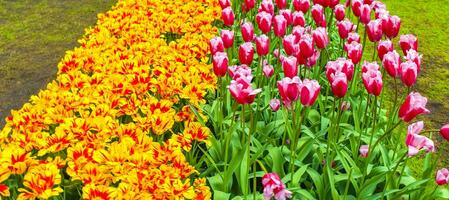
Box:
0, 0, 116, 127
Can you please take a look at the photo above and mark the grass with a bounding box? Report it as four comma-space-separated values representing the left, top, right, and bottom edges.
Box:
0, 0, 116, 127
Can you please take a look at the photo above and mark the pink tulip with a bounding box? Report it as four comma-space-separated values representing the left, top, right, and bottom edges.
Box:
334, 4, 345, 21
408, 121, 424, 135
326, 58, 354, 82
345, 41, 363, 64
329, 0, 339, 8
258, 0, 275, 16
273, 49, 280, 59
375, 8, 389, 20
362, 62, 383, 96
299, 34, 314, 58
312, 4, 326, 27
440, 124, 449, 142
337, 19, 354, 39
241, 22, 255, 42
348, 32, 361, 43
341, 101, 351, 111
209, 37, 224, 55
229, 77, 261, 104
292, 11, 306, 27
282, 56, 298, 78
278, 76, 302, 108
263, 61, 274, 77
292, 26, 306, 42
221, 30, 234, 49
212, 52, 228, 77
228, 65, 252, 80
405, 121, 435, 157
283, 34, 298, 56
300, 79, 321, 106
377, 40, 393, 60
362, 61, 380, 73
359, 4, 371, 24
382, 15, 401, 39
276, 0, 287, 9
400, 61, 418, 87
312, 27, 329, 49
399, 92, 430, 122
306, 50, 320, 68
262, 173, 292, 200
293, 0, 310, 13
219, 0, 231, 9
366, 19, 383, 42
404, 49, 422, 73
274, 15, 288, 37
436, 168, 449, 186
256, 11, 273, 34
351, 0, 363, 17
221, 7, 235, 27
400, 34, 418, 55
280, 9, 293, 26
243, 0, 256, 12
256, 35, 270, 56
382, 50, 401, 78
359, 145, 369, 158
239, 42, 254, 65
270, 99, 281, 112
372, 1, 386, 10
331, 72, 348, 98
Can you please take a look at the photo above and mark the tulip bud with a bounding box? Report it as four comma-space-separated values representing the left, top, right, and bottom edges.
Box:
312, 27, 329, 49
399, 92, 430, 122
241, 22, 255, 42
359, 145, 369, 158
221, 7, 235, 27
372, 1, 386, 10
400, 61, 418, 87
243, 0, 256, 12
292, 11, 305, 27
306, 50, 320, 68
219, 0, 231, 9
366, 19, 383, 42
209, 37, 224, 55
229, 77, 261, 104
351, 0, 363, 17
300, 79, 321, 106
404, 49, 422, 73
280, 9, 293, 26
263, 61, 274, 77
221, 30, 234, 49
382, 50, 401, 78
348, 32, 361, 43
278, 76, 302, 108
345, 41, 363, 64
256, 35, 270, 56
436, 168, 449, 186
256, 11, 273, 34
331, 72, 348, 98
282, 34, 297, 56
293, 0, 310, 13
359, 4, 372, 24
273, 49, 280, 59
439, 124, 449, 142
382, 15, 401, 39
228, 65, 252, 80
337, 19, 354, 39
274, 15, 287, 37
276, 0, 287, 9
362, 62, 383, 96
258, 0, 275, 15
282, 56, 298, 78
213, 52, 228, 77
399, 34, 418, 55
270, 99, 281, 112
299, 34, 314, 58
334, 4, 345, 21
377, 40, 393, 60
312, 4, 326, 27
326, 58, 354, 82
341, 101, 351, 111
329, 0, 339, 8
292, 26, 306, 42
239, 42, 254, 65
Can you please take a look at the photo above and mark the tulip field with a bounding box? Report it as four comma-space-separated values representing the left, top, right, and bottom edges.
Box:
1, 0, 449, 199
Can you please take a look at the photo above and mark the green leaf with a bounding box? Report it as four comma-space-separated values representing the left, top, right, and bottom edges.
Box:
267, 147, 286, 176
435, 188, 449, 199
213, 190, 231, 200
292, 164, 309, 186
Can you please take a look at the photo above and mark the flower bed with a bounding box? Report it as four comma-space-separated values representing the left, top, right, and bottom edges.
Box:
0, 0, 219, 199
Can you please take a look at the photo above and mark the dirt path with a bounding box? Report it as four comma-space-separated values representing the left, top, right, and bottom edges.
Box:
0, 0, 116, 128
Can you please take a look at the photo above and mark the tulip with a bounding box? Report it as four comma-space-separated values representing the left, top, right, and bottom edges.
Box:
273, 49, 280, 59
280, 9, 293, 26
440, 124, 449, 142
359, 145, 369, 158
221, 7, 235, 27
239, 42, 254, 65
256, 11, 273, 34
382, 15, 401, 39
274, 15, 288, 37
292, 11, 305, 27
348, 32, 361, 43
341, 101, 351, 111
326, 58, 354, 82
404, 49, 422, 73
241, 22, 255, 42
312, 27, 329, 49
229, 77, 261, 104
329, 0, 339, 8
306, 50, 320, 68
375, 8, 389, 20
366, 19, 383, 42
293, 0, 310, 13
345, 41, 363, 64
277, 76, 302, 108
337, 19, 354, 39
209, 37, 224, 55
351, 0, 363, 17
212, 52, 228, 77
359, 4, 371, 24
292, 26, 306, 42
263, 61, 274, 77
282, 56, 298, 78
270, 99, 281, 112
436, 168, 449, 186
221, 30, 234, 49
219, 0, 231, 9
228, 65, 252, 80
283, 34, 298, 56
262, 173, 292, 200
312, 4, 326, 27
334, 4, 345, 21
299, 34, 314, 58
256, 35, 270, 56
243, 0, 256, 12
382, 50, 401, 78
399, 92, 430, 122
405, 121, 435, 156
362, 63, 383, 96
372, 1, 386, 10
400, 61, 418, 87
377, 40, 393, 60
258, 0, 275, 16
408, 121, 424, 135
331, 72, 348, 98
276, 0, 287, 9
300, 79, 321, 106
361, 61, 380, 73
400, 34, 418, 55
